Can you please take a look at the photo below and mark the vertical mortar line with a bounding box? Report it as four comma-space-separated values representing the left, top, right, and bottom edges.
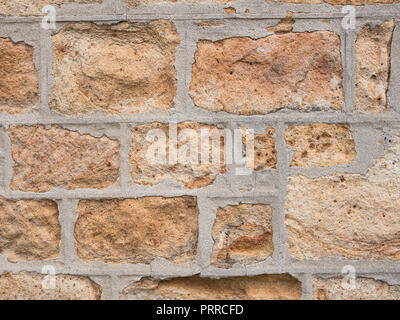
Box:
274, 122, 290, 273
119, 123, 131, 193
111, 275, 121, 300
344, 26, 356, 113
1, 126, 13, 197
59, 198, 79, 266
39, 24, 51, 116
301, 273, 313, 300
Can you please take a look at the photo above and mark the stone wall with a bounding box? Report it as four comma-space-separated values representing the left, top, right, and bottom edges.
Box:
1, 0, 400, 300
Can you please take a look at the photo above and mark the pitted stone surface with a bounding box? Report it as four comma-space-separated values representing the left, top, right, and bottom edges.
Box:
50, 21, 179, 116
0, 38, 38, 114
0, 198, 60, 263
285, 124, 357, 167
313, 277, 400, 300
243, 128, 277, 171
356, 20, 395, 113
0, 0, 100, 16
285, 132, 400, 260
75, 197, 199, 264
130, 122, 226, 189
120, 274, 302, 300
189, 32, 343, 114
0, 272, 102, 300
210, 204, 273, 268
8, 125, 119, 192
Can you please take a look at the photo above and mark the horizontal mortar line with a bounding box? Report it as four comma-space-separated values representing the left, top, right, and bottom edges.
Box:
2, 113, 400, 125
0, 12, 399, 23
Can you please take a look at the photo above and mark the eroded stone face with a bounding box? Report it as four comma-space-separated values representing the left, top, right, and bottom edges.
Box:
120, 274, 302, 300
211, 204, 273, 268
0, 198, 60, 262
356, 20, 395, 113
189, 32, 343, 115
285, 124, 357, 167
50, 21, 179, 116
0, 0, 100, 16
130, 122, 226, 189
285, 132, 400, 260
244, 128, 277, 171
8, 125, 119, 192
75, 197, 199, 264
0, 38, 38, 114
0, 272, 102, 300
313, 277, 400, 300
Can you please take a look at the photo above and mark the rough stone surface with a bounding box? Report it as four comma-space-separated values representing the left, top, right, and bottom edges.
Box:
0, 0, 100, 16
356, 20, 395, 113
267, 12, 294, 34
75, 197, 199, 264
285, 132, 400, 260
210, 204, 273, 268
8, 125, 119, 192
268, 0, 399, 4
120, 274, 302, 300
243, 128, 276, 171
313, 277, 400, 300
0, 38, 39, 114
0, 198, 60, 263
130, 122, 226, 189
0, 272, 102, 300
50, 21, 179, 116
284, 124, 357, 167
189, 32, 343, 115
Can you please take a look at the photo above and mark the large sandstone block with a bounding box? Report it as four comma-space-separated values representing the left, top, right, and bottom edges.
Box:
50, 21, 179, 116
189, 32, 343, 114
0, 38, 38, 114
130, 122, 225, 189
8, 125, 119, 192
284, 124, 356, 167
0, 198, 60, 262
356, 20, 395, 113
313, 277, 400, 300
211, 204, 273, 268
0, 272, 101, 300
285, 131, 400, 260
120, 274, 302, 300
75, 197, 199, 264
0, 0, 100, 16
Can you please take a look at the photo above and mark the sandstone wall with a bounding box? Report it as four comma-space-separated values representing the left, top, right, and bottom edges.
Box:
0, 0, 400, 300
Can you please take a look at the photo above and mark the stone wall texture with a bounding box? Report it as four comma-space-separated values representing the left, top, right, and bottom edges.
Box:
0, 0, 400, 301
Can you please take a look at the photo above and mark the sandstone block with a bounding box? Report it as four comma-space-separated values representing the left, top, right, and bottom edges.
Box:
211, 204, 273, 268
0, 272, 101, 300
190, 32, 343, 114
0, 198, 60, 262
313, 277, 400, 300
0, 38, 38, 114
50, 20, 179, 116
356, 20, 395, 113
8, 125, 119, 192
285, 131, 400, 260
130, 122, 225, 189
75, 197, 199, 264
120, 274, 302, 300
285, 124, 356, 167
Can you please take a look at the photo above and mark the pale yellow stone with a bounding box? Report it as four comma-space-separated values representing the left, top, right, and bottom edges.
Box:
0, 272, 101, 300
313, 277, 400, 300
285, 132, 400, 260
285, 124, 357, 167
121, 274, 302, 300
